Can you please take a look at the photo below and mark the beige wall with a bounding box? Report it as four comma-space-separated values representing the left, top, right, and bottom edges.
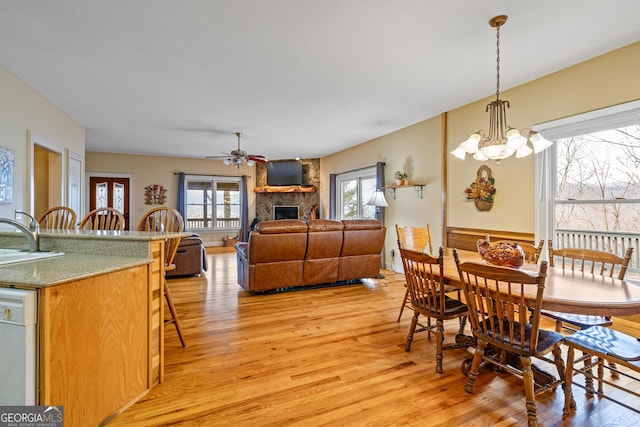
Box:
323, 41, 640, 270
321, 116, 443, 271
85, 152, 255, 244
0, 65, 85, 218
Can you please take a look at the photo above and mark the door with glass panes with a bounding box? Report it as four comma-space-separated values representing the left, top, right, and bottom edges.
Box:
89, 177, 130, 230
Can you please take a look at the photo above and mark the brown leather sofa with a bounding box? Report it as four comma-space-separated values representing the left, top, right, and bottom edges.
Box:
235, 219, 385, 293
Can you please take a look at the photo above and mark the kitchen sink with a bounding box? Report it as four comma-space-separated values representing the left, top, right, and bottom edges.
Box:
0, 248, 65, 266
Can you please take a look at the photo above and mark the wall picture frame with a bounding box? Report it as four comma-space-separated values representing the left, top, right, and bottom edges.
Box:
0, 146, 14, 204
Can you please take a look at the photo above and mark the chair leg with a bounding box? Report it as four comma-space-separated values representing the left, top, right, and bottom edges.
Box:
563, 347, 575, 417
164, 279, 186, 348
582, 353, 595, 394
465, 340, 486, 393
609, 361, 619, 378
521, 356, 539, 427
436, 319, 444, 374
552, 346, 572, 404
405, 311, 420, 351
597, 356, 605, 395
396, 287, 410, 322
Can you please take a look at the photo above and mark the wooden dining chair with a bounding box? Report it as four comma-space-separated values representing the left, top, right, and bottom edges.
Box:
517, 239, 544, 264
400, 247, 470, 374
79, 207, 126, 231
396, 224, 433, 322
454, 250, 567, 427
563, 325, 640, 417
137, 207, 186, 347
544, 242, 633, 332
38, 206, 77, 230
545, 241, 634, 387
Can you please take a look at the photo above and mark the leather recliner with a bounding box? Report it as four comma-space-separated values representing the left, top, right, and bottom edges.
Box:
166, 233, 208, 277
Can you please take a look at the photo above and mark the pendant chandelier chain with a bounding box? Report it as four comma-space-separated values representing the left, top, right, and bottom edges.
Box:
450, 14, 554, 162
495, 25, 501, 101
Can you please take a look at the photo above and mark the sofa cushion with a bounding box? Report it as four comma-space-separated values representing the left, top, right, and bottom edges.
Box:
303, 219, 344, 285
338, 219, 385, 281
256, 219, 308, 234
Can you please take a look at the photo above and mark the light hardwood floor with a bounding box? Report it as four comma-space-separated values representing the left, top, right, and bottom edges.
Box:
110, 248, 640, 426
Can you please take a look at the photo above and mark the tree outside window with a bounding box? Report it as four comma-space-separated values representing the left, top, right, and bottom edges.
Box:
337, 168, 376, 220
555, 124, 640, 233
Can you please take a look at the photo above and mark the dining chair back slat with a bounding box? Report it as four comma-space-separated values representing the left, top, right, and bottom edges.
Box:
454, 250, 567, 427
400, 247, 470, 374
395, 224, 435, 323
79, 207, 125, 231
38, 206, 77, 230
548, 241, 633, 280
137, 207, 186, 347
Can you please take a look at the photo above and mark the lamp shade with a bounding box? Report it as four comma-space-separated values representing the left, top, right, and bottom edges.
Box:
366, 190, 389, 207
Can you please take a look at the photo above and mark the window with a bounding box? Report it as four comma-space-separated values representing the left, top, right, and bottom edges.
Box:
535, 100, 640, 271
336, 167, 377, 219
183, 175, 242, 231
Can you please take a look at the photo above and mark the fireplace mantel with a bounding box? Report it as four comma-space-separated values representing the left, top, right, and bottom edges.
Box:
254, 185, 316, 193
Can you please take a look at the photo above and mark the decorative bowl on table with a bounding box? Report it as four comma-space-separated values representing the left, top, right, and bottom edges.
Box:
476, 239, 525, 268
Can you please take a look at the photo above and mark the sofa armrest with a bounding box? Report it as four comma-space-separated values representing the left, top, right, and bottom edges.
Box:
235, 242, 250, 290
236, 242, 249, 260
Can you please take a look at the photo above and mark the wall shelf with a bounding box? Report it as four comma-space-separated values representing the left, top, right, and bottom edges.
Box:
383, 183, 426, 200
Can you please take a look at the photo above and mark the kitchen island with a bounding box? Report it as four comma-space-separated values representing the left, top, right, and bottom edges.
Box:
0, 229, 188, 427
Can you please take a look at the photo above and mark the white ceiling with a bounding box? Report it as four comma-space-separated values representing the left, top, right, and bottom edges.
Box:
1, 1, 639, 161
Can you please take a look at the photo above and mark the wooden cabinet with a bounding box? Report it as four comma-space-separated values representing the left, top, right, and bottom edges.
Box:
39, 265, 151, 427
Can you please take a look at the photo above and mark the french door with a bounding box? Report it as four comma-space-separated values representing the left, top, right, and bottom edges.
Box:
89, 177, 130, 230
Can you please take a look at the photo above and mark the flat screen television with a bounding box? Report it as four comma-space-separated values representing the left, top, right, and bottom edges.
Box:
267, 160, 303, 186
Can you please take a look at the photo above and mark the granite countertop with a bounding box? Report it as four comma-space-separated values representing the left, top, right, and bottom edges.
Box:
0, 229, 191, 288
39, 229, 191, 240
0, 253, 153, 287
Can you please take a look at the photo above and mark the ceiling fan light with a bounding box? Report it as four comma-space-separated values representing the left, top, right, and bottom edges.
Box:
246, 159, 255, 167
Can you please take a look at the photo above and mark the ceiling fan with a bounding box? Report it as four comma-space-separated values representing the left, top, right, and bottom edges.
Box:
207, 132, 268, 168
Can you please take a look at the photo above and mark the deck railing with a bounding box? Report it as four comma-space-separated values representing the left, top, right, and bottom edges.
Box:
554, 228, 640, 274
186, 217, 240, 229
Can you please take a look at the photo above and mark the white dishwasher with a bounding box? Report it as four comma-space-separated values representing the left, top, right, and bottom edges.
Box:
0, 287, 37, 405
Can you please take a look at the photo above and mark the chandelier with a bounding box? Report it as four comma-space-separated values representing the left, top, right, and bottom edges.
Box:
451, 15, 552, 162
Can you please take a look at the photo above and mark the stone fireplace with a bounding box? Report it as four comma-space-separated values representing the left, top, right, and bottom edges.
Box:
254, 159, 320, 221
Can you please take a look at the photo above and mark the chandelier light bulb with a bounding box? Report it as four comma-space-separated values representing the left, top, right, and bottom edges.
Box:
529, 131, 554, 153
515, 144, 534, 158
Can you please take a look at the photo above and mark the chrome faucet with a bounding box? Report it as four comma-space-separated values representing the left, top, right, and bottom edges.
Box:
0, 210, 40, 251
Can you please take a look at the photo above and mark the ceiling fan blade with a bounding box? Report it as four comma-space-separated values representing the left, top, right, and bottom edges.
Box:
247, 155, 268, 162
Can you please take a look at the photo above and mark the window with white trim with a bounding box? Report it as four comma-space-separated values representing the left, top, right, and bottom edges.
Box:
535, 100, 640, 269
183, 175, 242, 231
336, 167, 377, 220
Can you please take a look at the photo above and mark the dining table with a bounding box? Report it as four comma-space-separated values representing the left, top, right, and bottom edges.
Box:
435, 250, 640, 392
442, 250, 640, 317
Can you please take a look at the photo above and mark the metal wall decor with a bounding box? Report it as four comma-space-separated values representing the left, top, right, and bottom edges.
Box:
144, 184, 166, 205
